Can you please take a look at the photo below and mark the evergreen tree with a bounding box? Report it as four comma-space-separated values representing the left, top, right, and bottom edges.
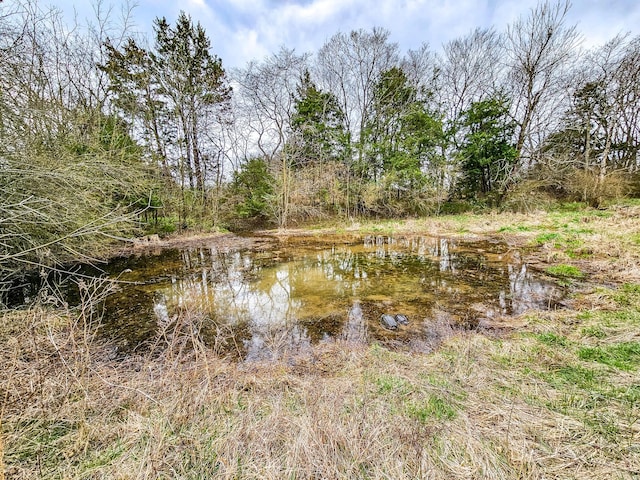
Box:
290, 70, 349, 167
103, 12, 231, 192
367, 67, 444, 189
457, 96, 517, 200
231, 157, 274, 219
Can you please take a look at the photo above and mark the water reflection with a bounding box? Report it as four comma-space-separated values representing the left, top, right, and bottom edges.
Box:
103, 235, 563, 359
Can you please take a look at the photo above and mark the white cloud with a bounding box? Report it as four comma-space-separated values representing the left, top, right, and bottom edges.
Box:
233, 28, 269, 64
56, 0, 640, 68
279, 0, 345, 23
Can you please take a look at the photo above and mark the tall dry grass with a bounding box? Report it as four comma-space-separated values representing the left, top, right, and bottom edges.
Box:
3, 297, 639, 478
2, 203, 640, 479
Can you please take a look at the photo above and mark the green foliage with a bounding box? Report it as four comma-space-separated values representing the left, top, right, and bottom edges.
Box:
535, 232, 560, 244
613, 283, 640, 306
375, 375, 410, 395
290, 70, 349, 166
102, 11, 231, 193
146, 216, 178, 235
535, 332, 570, 347
541, 365, 600, 389
356, 67, 446, 216
231, 158, 275, 219
366, 68, 444, 186
581, 325, 607, 339
406, 395, 457, 422
438, 200, 476, 215
457, 96, 517, 201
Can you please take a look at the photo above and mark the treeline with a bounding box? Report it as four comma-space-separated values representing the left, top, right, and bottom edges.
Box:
1, 0, 639, 290
228, 1, 640, 223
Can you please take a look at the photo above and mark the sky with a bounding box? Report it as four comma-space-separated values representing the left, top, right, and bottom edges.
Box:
54, 0, 640, 69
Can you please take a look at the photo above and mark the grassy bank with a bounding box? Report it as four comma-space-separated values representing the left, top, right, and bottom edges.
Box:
2, 202, 640, 479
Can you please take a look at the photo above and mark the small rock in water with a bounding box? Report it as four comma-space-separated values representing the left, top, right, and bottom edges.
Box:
395, 314, 409, 325
380, 314, 398, 330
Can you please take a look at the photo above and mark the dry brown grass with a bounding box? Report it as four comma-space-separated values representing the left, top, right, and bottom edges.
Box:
2, 288, 640, 479
2, 201, 640, 479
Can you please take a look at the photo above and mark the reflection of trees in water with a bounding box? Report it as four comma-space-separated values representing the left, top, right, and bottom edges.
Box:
507, 263, 559, 314
157, 246, 312, 360
341, 301, 368, 344
106, 236, 565, 359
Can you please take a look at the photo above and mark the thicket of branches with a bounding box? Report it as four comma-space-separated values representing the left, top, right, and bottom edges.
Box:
1, 0, 639, 292
0, 0, 153, 297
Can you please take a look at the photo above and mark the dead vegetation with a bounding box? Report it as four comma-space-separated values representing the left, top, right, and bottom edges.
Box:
2, 202, 640, 479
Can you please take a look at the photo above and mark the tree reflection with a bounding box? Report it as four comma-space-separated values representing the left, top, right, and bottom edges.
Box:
99, 236, 564, 359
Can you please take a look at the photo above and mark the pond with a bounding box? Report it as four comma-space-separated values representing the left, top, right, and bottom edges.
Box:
96, 234, 564, 361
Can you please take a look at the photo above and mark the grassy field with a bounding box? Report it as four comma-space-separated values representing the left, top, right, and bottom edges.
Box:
2, 201, 639, 479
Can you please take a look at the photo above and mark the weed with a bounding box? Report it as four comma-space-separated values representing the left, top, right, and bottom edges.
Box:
535, 332, 569, 347
599, 309, 640, 327
580, 325, 607, 339
535, 232, 560, 244
613, 283, 640, 306
554, 202, 588, 212
375, 375, 410, 395
540, 364, 599, 390
584, 413, 621, 441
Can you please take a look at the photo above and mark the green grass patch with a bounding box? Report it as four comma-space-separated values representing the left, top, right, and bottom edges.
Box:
80, 441, 126, 471
545, 264, 585, 279
406, 395, 457, 423
580, 325, 607, 339
535, 332, 570, 347
375, 374, 411, 395
8, 419, 78, 466
578, 342, 640, 371
553, 202, 588, 212
534, 232, 560, 244
499, 224, 532, 233
583, 413, 622, 441
613, 283, 640, 306
540, 364, 600, 390
563, 226, 594, 235
619, 384, 640, 404
599, 309, 640, 327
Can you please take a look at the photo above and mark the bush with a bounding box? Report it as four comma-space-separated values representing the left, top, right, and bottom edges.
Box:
501, 180, 555, 213
564, 169, 632, 208
439, 200, 477, 215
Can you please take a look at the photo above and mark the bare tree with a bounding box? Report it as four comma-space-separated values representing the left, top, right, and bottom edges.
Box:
234, 48, 309, 227
587, 34, 640, 177
505, 1, 580, 166
0, 0, 151, 296
438, 28, 503, 129
315, 28, 400, 215
316, 28, 400, 163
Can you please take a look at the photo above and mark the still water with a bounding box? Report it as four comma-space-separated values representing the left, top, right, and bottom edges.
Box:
101, 235, 562, 360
